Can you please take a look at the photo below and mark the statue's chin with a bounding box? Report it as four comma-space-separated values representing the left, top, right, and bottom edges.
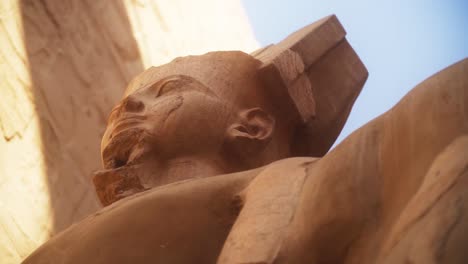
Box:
102, 128, 151, 170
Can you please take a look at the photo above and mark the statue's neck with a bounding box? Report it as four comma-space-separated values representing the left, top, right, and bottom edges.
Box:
144, 156, 229, 186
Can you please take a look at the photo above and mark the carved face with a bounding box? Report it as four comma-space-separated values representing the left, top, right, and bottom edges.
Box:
101, 75, 234, 169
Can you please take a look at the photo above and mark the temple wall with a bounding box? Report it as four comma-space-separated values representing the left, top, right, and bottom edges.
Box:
0, 0, 258, 262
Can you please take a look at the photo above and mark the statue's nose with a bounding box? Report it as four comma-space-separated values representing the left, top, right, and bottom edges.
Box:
122, 96, 144, 113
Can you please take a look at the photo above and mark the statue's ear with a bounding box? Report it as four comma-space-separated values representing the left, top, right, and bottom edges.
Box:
225, 108, 275, 155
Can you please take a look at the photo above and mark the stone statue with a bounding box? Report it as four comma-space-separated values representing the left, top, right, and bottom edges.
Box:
24, 15, 468, 264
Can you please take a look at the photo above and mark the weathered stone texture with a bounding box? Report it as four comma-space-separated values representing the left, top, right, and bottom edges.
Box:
0, 0, 257, 262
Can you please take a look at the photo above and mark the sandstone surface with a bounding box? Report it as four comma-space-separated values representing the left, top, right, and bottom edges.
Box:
0, 1, 257, 262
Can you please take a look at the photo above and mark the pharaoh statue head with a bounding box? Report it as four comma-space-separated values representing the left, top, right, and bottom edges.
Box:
94, 15, 368, 206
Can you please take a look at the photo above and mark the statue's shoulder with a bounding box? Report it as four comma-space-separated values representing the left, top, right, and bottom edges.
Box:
263, 157, 319, 171
251, 157, 319, 184
238, 157, 319, 208
23, 168, 263, 264
82, 158, 318, 236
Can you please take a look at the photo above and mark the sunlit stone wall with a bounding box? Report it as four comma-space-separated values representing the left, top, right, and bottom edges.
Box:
0, 0, 258, 262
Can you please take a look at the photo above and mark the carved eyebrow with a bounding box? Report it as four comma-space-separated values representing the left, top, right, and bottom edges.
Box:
139, 75, 185, 94
144, 75, 218, 97
157, 77, 185, 95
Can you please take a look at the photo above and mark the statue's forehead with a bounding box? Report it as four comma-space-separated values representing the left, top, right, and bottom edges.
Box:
129, 75, 188, 95
124, 51, 261, 97
128, 75, 218, 100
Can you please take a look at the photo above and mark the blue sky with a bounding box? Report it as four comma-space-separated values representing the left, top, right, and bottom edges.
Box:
242, 0, 468, 144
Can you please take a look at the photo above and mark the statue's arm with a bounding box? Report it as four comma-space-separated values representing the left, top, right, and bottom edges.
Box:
280, 59, 468, 263
217, 157, 318, 263
378, 135, 468, 263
